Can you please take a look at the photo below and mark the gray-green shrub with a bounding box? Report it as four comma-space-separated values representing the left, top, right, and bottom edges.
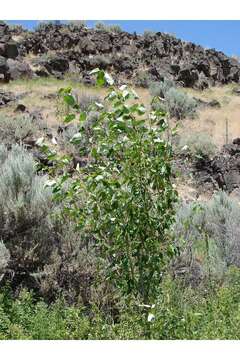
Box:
172, 192, 240, 282
0, 144, 8, 165
74, 92, 102, 112
150, 80, 197, 119
95, 22, 122, 33
143, 30, 156, 38
0, 114, 38, 144
35, 21, 55, 31
134, 71, 151, 88
149, 79, 175, 98
0, 144, 56, 280
165, 88, 197, 119
0, 145, 111, 306
178, 132, 217, 159
0, 242, 10, 280
67, 20, 86, 30
207, 192, 240, 267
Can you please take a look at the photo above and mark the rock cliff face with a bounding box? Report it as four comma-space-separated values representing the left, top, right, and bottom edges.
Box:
1, 21, 240, 88
193, 139, 240, 194
0, 21, 32, 81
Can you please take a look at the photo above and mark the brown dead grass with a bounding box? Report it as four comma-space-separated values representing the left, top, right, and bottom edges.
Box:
137, 84, 240, 149
0, 78, 108, 128
1, 79, 240, 147
1, 78, 240, 200
181, 85, 240, 149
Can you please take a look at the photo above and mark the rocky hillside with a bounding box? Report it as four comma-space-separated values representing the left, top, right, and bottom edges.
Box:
1, 21, 240, 89
0, 21, 33, 81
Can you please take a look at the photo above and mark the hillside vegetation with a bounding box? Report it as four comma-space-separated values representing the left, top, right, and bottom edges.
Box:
1, 21, 240, 340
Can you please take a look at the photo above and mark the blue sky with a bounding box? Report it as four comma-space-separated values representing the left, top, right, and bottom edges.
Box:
6, 20, 240, 57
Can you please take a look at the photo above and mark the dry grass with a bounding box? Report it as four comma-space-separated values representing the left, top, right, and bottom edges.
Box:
1, 78, 240, 200
1, 78, 240, 146
181, 85, 240, 149
0, 78, 107, 128
138, 84, 240, 149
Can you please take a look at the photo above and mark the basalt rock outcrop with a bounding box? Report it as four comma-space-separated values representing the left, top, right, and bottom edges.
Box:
195, 139, 240, 193
16, 22, 240, 88
0, 21, 32, 81
1, 22, 240, 88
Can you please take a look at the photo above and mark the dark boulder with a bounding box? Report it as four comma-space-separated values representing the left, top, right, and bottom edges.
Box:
170, 63, 180, 75
35, 67, 49, 77
195, 59, 210, 77
72, 155, 88, 169
14, 103, 27, 112
233, 138, 240, 146
0, 55, 8, 74
82, 71, 95, 86
0, 43, 6, 57
0, 21, 8, 37
44, 56, 69, 73
195, 139, 240, 193
7, 59, 33, 80
177, 66, 199, 87
22, 135, 37, 149
4, 40, 18, 59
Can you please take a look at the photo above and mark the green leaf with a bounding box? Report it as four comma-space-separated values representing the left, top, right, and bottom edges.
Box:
70, 133, 82, 144
95, 175, 104, 182
106, 91, 117, 100
64, 94, 76, 106
122, 89, 130, 99
96, 70, 105, 87
91, 147, 98, 158
58, 87, 72, 95
64, 114, 76, 123
137, 105, 146, 115
79, 111, 87, 122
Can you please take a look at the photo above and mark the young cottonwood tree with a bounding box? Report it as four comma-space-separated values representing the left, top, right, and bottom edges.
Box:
46, 69, 178, 303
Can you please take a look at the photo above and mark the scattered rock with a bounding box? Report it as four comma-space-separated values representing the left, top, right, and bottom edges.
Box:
35, 67, 49, 77
72, 155, 88, 169
33, 55, 69, 78
233, 138, 240, 146
232, 87, 240, 95
32, 151, 53, 167
194, 139, 240, 193
28, 110, 43, 122
0, 55, 9, 81
208, 99, 221, 108
0, 89, 16, 106
193, 97, 221, 109
22, 135, 37, 148
7, 58, 33, 80
42, 93, 57, 100
57, 125, 66, 134
14, 103, 27, 112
